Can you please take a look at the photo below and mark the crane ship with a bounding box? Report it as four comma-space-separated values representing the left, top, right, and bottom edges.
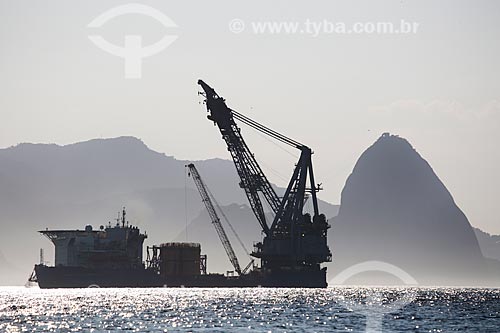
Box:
31, 80, 331, 288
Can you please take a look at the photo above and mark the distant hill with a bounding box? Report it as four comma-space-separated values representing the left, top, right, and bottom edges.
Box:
331, 133, 499, 286
1, 135, 496, 286
0, 137, 233, 284
0, 136, 338, 285
474, 228, 500, 262
0, 137, 247, 215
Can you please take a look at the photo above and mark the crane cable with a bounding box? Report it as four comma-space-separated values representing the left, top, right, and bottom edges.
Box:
231, 110, 304, 149
204, 184, 252, 258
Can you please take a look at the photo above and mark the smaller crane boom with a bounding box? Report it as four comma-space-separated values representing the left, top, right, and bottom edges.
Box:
187, 163, 242, 275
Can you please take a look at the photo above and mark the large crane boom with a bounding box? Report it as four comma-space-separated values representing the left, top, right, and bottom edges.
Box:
187, 163, 242, 275
197, 80, 331, 271
197, 80, 280, 236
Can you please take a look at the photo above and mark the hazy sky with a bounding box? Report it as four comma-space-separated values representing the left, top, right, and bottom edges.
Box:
1, 0, 499, 233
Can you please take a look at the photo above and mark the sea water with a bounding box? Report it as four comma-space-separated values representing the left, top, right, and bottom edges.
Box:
1, 287, 499, 332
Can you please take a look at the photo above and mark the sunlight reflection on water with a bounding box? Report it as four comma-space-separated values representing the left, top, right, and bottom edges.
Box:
0, 287, 499, 332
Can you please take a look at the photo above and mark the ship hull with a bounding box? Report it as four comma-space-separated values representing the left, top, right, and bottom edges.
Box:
34, 265, 165, 288
34, 265, 327, 288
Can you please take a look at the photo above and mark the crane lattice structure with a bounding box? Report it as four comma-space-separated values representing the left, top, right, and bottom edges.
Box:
197, 80, 331, 271
187, 163, 243, 275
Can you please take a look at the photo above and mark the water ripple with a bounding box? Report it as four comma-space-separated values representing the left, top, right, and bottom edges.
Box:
0, 287, 499, 332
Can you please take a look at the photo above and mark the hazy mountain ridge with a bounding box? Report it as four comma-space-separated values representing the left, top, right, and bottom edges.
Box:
0, 136, 338, 285
0, 137, 240, 284
474, 227, 500, 262
0, 135, 496, 286
331, 133, 499, 285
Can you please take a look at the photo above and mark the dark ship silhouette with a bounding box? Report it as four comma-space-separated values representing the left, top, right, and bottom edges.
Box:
34, 208, 162, 288
32, 80, 331, 288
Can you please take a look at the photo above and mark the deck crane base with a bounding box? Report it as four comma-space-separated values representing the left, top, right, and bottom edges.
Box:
198, 79, 332, 287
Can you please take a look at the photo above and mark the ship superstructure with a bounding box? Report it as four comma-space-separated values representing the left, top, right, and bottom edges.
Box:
33, 208, 166, 288
40, 208, 145, 270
